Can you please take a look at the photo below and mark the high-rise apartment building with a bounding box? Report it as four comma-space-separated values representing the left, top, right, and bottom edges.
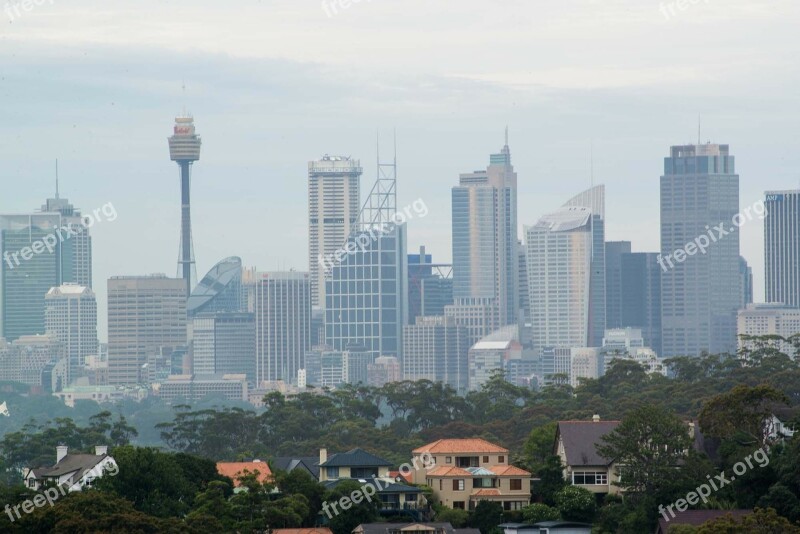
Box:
402, 315, 470, 393
660, 143, 740, 356
308, 156, 362, 308
764, 190, 800, 308
45, 284, 98, 384
107, 275, 187, 385
738, 303, 800, 356
450, 135, 518, 337
605, 241, 632, 330
254, 271, 311, 384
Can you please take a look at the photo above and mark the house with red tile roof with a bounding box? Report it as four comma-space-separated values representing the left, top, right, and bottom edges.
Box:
216, 459, 272, 491
411, 438, 531, 512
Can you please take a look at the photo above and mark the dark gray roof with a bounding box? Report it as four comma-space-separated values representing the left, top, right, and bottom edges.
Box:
33, 454, 107, 479
323, 477, 421, 494
556, 421, 620, 466
272, 456, 320, 479
320, 448, 392, 468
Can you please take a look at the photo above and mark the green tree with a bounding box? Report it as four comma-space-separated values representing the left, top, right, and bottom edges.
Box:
523, 422, 557, 473
435, 506, 469, 527
470, 500, 504, 534
521, 502, 560, 523
597, 404, 692, 501
323, 480, 380, 534
696, 507, 800, 533
553, 485, 595, 523
699, 384, 788, 449
534, 455, 566, 506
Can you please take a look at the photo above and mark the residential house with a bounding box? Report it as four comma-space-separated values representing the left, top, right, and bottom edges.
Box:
216, 459, 272, 492
23, 445, 117, 492
319, 448, 426, 516
411, 438, 531, 511
554, 416, 621, 495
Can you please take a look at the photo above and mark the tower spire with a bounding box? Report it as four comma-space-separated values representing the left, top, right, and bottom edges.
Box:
55, 159, 59, 199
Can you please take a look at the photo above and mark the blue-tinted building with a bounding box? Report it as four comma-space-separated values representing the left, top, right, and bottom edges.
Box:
408, 246, 453, 323
764, 190, 800, 308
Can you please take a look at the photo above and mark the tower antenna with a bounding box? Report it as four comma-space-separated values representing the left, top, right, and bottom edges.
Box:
55, 159, 59, 199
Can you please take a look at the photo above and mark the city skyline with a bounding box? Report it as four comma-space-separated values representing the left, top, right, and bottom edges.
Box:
3, 1, 797, 340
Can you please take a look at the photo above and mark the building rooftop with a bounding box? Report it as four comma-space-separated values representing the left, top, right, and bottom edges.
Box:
556, 420, 620, 466
413, 438, 509, 454
216, 460, 272, 487
320, 448, 392, 468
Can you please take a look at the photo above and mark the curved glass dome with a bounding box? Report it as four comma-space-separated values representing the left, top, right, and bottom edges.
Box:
187, 256, 243, 317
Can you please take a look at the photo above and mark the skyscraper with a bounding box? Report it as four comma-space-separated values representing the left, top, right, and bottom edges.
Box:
325, 151, 407, 359
764, 190, 800, 308
402, 315, 470, 393
408, 246, 453, 323
192, 312, 255, 380
45, 284, 98, 384
526, 207, 595, 356
107, 275, 187, 385
254, 271, 311, 384
450, 133, 518, 337
308, 156, 362, 308
660, 143, 740, 357
605, 241, 632, 330
620, 252, 662, 356
739, 256, 754, 308
187, 257, 244, 318
562, 185, 606, 347
1, 194, 92, 341
168, 116, 202, 297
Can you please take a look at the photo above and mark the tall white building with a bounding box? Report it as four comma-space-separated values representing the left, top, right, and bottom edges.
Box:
254, 272, 311, 384
45, 284, 98, 384
308, 156, 362, 309
526, 207, 595, 356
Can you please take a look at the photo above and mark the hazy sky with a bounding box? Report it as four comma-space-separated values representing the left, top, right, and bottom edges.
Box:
1, 0, 799, 340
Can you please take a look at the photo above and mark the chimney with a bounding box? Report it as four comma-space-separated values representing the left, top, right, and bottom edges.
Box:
592, 414, 600, 422
56, 445, 68, 464
95, 445, 108, 456
320, 448, 327, 465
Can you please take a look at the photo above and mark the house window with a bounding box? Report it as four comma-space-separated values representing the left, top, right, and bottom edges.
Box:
510, 479, 522, 490
439, 480, 442, 490
351, 467, 378, 478
453, 501, 466, 510
326, 467, 339, 479
498, 456, 505, 463
452, 479, 465, 491
445, 456, 452, 464
473, 478, 495, 488
483, 456, 489, 463
572, 472, 608, 485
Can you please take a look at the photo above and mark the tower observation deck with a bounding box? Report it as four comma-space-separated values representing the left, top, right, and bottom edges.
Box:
168, 116, 202, 297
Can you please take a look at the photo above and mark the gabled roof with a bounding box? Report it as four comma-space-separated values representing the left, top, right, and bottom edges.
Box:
355, 523, 477, 534
472, 488, 501, 496
427, 466, 474, 477
320, 448, 392, 468
272, 529, 332, 534
413, 438, 508, 454
216, 460, 272, 487
488, 465, 531, 476
272, 456, 320, 479
556, 421, 620, 467
32, 454, 108, 479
